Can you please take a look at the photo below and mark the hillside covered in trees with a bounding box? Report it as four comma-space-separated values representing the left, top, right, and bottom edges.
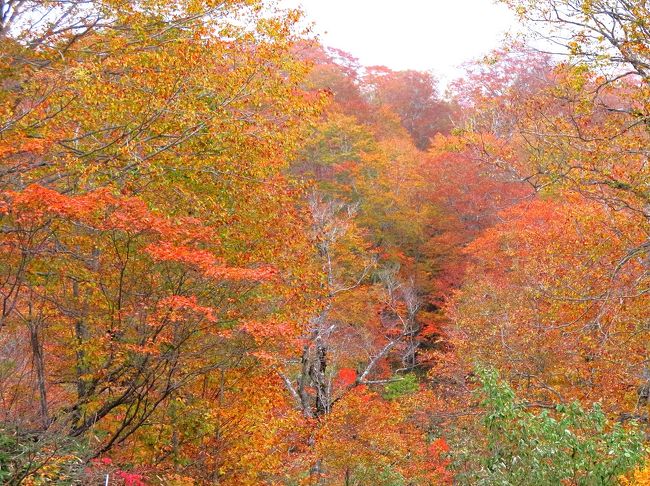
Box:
0, 0, 649, 484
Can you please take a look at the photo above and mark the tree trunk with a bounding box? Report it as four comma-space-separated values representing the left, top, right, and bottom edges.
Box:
29, 321, 49, 429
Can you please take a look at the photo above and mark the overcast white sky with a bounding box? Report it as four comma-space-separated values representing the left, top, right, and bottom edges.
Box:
281, 0, 519, 84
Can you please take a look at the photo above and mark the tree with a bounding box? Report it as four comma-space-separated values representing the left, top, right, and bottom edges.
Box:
0, 0, 327, 482
449, 195, 649, 412
365, 67, 456, 149
504, 0, 650, 81
443, 25, 650, 420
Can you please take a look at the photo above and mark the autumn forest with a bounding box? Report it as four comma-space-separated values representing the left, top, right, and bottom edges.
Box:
0, 0, 649, 484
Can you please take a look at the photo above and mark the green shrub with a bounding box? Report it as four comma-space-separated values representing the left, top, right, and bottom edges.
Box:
383, 373, 419, 400
456, 367, 645, 485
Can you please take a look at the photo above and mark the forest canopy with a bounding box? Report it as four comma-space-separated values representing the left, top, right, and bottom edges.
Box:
0, 0, 649, 484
